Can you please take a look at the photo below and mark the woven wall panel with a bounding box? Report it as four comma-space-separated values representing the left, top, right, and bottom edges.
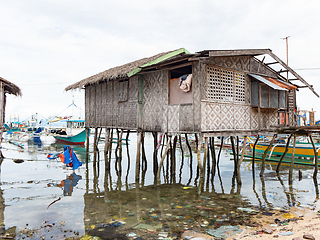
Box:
129, 76, 139, 101
89, 86, 96, 127
105, 81, 113, 126
209, 56, 251, 72
168, 105, 180, 132
127, 101, 138, 128
193, 62, 203, 131
101, 82, 107, 127
201, 102, 220, 131
270, 109, 278, 126
249, 108, 259, 129
234, 105, 250, 130
250, 58, 278, 78
179, 104, 194, 132
142, 71, 164, 131
85, 87, 90, 126
220, 104, 234, 130
95, 84, 102, 127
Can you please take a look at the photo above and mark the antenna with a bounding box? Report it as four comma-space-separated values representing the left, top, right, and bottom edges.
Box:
281, 36, 290, 81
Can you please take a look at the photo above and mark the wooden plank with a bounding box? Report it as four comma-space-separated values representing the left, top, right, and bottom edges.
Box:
268, 51, 319, 97
209, 49, 270, 57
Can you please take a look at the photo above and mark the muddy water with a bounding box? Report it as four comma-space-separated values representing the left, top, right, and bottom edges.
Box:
0, 132, 319, 239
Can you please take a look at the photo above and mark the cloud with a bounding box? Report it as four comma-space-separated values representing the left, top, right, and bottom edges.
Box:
0, 0, 319, 121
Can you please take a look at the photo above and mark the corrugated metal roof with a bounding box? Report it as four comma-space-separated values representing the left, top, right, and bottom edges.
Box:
249, 74, 296, 91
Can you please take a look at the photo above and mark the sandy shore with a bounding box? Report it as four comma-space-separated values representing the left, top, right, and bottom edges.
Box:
226, 206, 320, 240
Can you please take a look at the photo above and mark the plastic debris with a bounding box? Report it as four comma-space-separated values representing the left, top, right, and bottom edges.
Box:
127, 232, 137, 237
206, 225, 242, 238
133, 223, 162, 231
181, 230, 213, 239
279, 231, 293, 236
237, 207, 255, 213
283, 213, 296, 219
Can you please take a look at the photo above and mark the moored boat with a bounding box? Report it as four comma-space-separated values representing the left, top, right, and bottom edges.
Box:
53, 119, 87, 145
249, 140, 320, 158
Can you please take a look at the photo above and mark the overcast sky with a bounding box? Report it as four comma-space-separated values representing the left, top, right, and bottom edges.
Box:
1, 0, 319, 122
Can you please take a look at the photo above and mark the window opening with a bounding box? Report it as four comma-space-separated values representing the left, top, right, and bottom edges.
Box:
206, 65, 245, 103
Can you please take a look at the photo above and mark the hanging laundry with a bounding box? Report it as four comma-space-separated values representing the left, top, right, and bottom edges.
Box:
179, 74, 192, 92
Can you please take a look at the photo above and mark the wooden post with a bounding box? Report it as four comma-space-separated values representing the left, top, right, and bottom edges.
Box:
289, 134, 296, 185
85, 127, 90, 163
125, 130, 131, 183
260, 134, 277, 177
309, 135, 319, 179
230, 136, 237, 173
152, 132, 158, 182
197, 134, 204, 191
171, 135, 177, 184
104, 128, 111, 170
252, 135, 259, 174
157, 136, 172, 185
239, 136, 247, 166
185, 133, 193, 186
135, 132, 142, 182
203, 137, 209, 182
276, 134, 292, 174
118, 129, 123, 175
210, 137, 216, 183
178, 135, 185, 184
93, 127, 98, 166
217, 137, 224, 166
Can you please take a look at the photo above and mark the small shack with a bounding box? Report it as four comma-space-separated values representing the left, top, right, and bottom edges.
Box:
66, 48, 317, 136
66, 48, 318, 183
0, 77, 21, 144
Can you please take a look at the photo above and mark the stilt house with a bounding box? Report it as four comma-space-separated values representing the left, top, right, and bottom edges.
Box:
66, 48, 318, 137
0, 77, 21, 142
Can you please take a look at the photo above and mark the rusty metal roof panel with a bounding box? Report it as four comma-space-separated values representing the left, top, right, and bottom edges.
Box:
249, 74, 295, 91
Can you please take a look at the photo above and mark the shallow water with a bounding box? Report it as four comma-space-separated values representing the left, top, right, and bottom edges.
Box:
0, 132, 319, 239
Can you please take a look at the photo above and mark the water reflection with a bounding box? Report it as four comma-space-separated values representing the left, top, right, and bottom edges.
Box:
1, 133, 320, 239
59, 173, 82, 196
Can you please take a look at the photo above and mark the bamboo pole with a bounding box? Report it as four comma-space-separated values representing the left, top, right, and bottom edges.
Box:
260, 134, 277, 177
157, 136, 172, 185
309, 135, 319, 179
104, 128, 111, 171
203, 137, 208, 182
276, 134, 292, 174
197, 134, 204, 191
185, 133, 193, 186
289, 134, 296, 185
210, 137, 216, 183
252, 135, 259, 174
217, 137, 224, 166
239, 136, 247, 166
135, 132, 142, 182
85, 127, 90, 163
171, 135, 177, 184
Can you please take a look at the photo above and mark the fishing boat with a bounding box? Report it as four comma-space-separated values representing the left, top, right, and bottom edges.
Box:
249, 138, 320, 158
53, 119, 87, 145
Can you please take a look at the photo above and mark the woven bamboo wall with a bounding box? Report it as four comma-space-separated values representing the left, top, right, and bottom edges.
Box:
201, 102, 278, 131
85, 77, 139, 129
200, 58, 280, 132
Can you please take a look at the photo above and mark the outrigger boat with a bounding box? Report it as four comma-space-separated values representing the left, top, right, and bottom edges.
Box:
53, 119, 88, 145
248, 136, 320, 158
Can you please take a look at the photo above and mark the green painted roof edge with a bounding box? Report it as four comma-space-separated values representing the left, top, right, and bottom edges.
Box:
127, 48, 190, 77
